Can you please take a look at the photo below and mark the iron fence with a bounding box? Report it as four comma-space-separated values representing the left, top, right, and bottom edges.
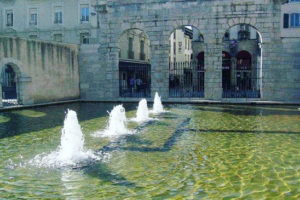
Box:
119, 61, 151, 98
169, 61, 204, 98
222, 69, 261, 98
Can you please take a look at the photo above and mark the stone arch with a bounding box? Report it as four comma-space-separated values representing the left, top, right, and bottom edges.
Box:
118, 28, 151, 61
222, 18, 264, 43
0, 58, 31, 105
168, 25, 205, 98
118, 23, 150, 43
221, 23, 262, 99
118, 28, 152, 98
167, 20, 201, 40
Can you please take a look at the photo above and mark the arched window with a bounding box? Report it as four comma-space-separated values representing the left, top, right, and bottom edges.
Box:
237, 51, 252, 70
197, 52, 204, 70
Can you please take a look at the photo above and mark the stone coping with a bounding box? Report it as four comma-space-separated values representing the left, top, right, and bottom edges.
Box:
1, 98, 300, 112
81, 98, 300, 105
0, 99, 80, 112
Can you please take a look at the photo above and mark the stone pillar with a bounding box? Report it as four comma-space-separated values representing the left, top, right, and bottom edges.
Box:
108, 47, 120, 98
95, 3, 120, 99
204, 43, 222, 100
150, 37, 169, 99
18, 77, 33, 105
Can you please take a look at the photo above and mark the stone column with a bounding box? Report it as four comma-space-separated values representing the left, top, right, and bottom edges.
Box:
18, 77, 33, 105
108, 47, 120, 98
150, 36, 169, 99
204, 43, 222, 100
95, 3, 119, 99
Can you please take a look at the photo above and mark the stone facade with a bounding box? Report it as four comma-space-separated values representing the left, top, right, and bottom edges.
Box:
0, 0, 98, 44
0, 36, 80, 106
78, 0, 300, 102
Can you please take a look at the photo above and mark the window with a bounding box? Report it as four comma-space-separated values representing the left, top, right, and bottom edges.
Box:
224, 32, 230, 41
284, 14, 290, 28
54, 6, 63, 24
291, 13, 300, 28
174, 42, 176, 55
6, 10, 13, 27
179, 41, 183, 52
128, 37, 134, 59
140, 40, 145, 54
54, 34, 63, 42
129, 37, 133, 51
80, 5, 89, 23
80, 33, 90, 44
140, 40, 145, 60
29, 8, 37, 26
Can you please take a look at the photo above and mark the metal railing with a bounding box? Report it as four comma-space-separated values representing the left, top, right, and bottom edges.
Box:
169, 61, 204, 98
222, 69, 261, 98
119, 61, 151, 98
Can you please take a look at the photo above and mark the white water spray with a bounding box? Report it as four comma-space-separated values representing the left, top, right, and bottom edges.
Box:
153, 92, 164, 114
29, 110, 97, 168
57, 110, 88, 162
95, 105, 132, 137
133, 99, 150, 122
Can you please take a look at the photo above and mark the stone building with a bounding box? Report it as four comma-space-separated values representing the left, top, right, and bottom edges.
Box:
0, 0, 98, 44
169, 27, 193, 63
1, 0, 300, 106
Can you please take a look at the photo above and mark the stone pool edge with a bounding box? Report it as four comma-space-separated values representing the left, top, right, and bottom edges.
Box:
1, 98, 300, 112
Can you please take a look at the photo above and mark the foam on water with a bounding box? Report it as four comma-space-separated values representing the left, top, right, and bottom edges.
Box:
94, 105, 133, 138
152, 92, 164, 114
28, 110, 99, 168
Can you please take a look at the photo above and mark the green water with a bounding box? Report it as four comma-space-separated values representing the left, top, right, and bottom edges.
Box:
0, 103, 299, 199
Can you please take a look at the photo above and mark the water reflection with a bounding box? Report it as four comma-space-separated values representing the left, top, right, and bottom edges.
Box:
0, 103, 299, 199
0, 103, 137, 139
61, 170, 85, 199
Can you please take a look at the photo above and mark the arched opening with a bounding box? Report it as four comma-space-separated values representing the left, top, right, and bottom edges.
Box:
118, 29, 151, 98
222, 24, 262, 98
1, 64, 18, 106
169, 25, 205, 98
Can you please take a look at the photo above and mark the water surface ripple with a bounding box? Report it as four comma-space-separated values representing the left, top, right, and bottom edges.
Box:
0, 103, 299, 199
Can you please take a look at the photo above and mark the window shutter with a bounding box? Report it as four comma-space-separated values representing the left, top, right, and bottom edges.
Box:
284, 14, 289, 28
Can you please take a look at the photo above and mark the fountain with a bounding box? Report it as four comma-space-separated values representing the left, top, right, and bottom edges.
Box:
152, 92, 164, 114
133, 99, 150, 122
29, 110, 97, 168
95, 105, 132, 137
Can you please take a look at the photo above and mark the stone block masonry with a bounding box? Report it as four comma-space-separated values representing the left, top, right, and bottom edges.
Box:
0, 36, 80, 106
78, 0, 300, 102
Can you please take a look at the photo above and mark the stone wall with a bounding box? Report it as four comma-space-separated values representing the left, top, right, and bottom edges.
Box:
78, 0, 300, 102
0, 36, 80, 106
